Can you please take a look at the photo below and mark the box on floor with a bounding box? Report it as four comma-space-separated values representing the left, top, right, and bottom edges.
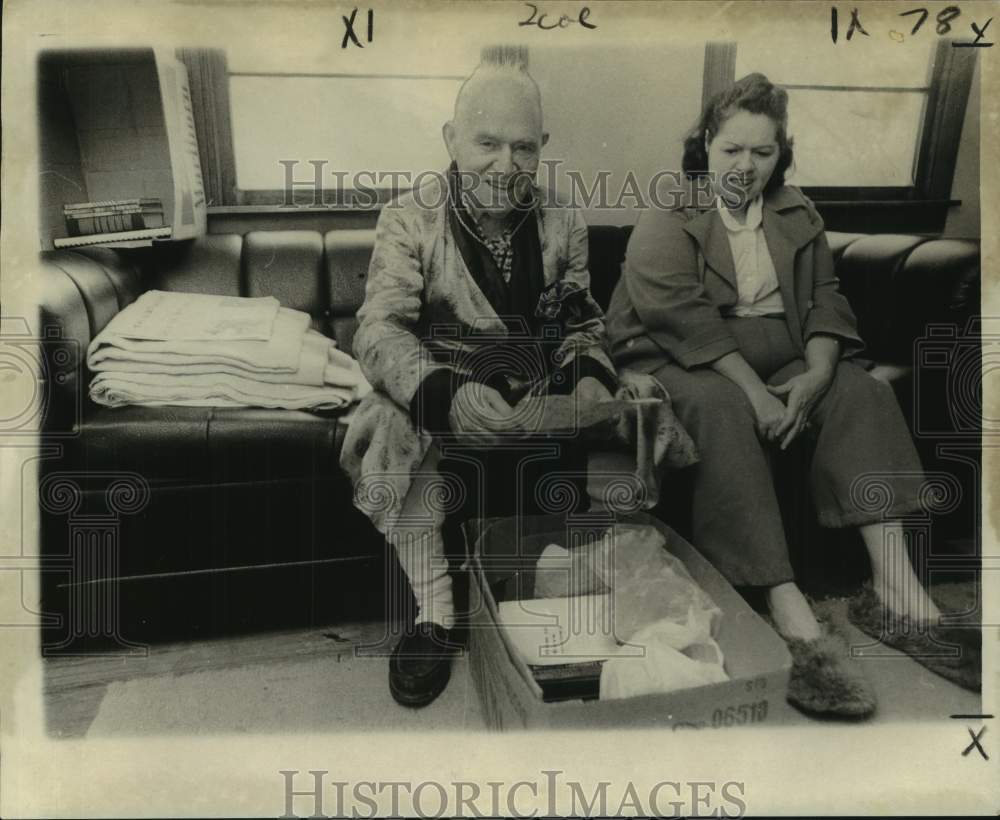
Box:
465, 513, 792, 731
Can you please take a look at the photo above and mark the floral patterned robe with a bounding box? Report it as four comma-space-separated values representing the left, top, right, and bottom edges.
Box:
340, 176, 696, 533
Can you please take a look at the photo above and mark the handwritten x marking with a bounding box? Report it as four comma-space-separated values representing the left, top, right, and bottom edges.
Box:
962, 726, 988, 760
342, 8, 363, 49
970, 17, 992, 43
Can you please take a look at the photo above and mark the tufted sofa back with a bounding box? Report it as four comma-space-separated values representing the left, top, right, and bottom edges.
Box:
38, 226, 980, 432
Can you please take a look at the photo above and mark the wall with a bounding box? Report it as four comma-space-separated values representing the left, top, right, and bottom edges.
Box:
944, 56, 981, 239
532, 44, 704, 228
37, 52, 178, 249
65, 61, 172, 207
37, 60, 87, 250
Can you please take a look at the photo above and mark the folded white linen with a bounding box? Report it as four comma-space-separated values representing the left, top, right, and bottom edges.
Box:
90, 328, 330, 384
88, 307, 310, 373
89, 370, 357, 410
99, 290, 281, 341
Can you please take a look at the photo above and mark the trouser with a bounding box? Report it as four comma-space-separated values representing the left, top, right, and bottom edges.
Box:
652, 317, 924, 587
387, 439, 589, 628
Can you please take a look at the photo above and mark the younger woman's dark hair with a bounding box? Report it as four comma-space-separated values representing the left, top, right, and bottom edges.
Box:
682, 72, 794, 194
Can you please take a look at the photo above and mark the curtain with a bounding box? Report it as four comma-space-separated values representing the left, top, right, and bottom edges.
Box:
701, 42, 737, 111
176, 48, 238, 207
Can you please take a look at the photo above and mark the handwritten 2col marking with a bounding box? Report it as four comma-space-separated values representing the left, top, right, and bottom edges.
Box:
519, 3, 597, 31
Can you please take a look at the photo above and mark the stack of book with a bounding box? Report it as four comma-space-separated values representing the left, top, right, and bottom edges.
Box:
530, 660, 605, 702
64, 198, 166, 236
496, 593, 622, 703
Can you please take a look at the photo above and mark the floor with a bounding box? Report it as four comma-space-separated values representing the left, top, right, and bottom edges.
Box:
44, 597, 979, 737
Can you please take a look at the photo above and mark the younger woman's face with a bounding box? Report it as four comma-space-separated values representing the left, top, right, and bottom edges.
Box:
706, 109, 781, 207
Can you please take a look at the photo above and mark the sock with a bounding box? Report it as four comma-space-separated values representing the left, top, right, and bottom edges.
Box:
412, 571, 456, 630
402, 528, 455, 630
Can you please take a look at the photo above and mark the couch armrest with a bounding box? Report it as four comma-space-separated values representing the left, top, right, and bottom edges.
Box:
38, 248, 144, 433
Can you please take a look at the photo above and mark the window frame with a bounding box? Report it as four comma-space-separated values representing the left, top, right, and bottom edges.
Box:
702, 40, 976, 230
183, 43, 975, 226
215, 69, 465, 213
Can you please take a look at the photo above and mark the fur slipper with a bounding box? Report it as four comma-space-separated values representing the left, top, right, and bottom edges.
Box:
847, 584, 981, 693
780, 621, 878, 720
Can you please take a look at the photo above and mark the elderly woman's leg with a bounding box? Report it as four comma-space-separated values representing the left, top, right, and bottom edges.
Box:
652, 362, 821, 640
656, 353, 879, 716
767, 583, 822, 640
776, 359, 940, 623
860, 521, 942, 622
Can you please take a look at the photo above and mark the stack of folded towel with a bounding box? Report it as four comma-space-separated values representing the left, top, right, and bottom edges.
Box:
87, 290, 371, 410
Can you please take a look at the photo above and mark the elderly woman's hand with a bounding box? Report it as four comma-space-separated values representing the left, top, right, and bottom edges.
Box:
767, 367, 834, 450
748, 387, 787, 443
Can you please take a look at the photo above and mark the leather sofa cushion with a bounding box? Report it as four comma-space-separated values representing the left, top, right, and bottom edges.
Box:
43, 250, 124, 338
66, 405, 218, 486
835, 235, 979, 364
587, 224, 632, 311
207, 407, 349, 483
825, 231, 867, 264
73, 246, 146, 310
149, 233, 243, 296
245, 231, 327, 332
66, 405, 348, 486
39, 248, 144, 432
324, 229, 375, 351
899, 239, 980, 317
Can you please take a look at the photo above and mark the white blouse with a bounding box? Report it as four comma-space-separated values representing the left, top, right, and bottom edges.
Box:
716, 196, 784, 317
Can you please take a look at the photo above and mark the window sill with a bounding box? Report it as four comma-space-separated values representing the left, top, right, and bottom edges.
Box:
809, 199, 960, 208
207, 204, 384, 215
810, 198, 960, 234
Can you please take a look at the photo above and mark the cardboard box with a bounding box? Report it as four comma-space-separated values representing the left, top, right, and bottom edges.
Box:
466, 513, 792, 730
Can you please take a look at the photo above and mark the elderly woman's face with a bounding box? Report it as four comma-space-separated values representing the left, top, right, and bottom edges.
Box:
706, 109, 780, 208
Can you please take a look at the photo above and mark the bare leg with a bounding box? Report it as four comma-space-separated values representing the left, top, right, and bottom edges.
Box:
768, 582, 823, 641
861, 521, 941, 622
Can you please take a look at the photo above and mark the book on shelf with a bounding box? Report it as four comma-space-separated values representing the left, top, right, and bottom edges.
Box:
40, 50, 205, 251
53, 226, 173, 249
66, 212, 165, 236
64, 198, 165, 237
63, 198, 163, 211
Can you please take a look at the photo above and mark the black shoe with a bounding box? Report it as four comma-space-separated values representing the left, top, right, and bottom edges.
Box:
389, 622, 462, 708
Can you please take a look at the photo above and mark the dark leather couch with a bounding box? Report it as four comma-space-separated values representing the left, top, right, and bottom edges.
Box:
37, 226, 981, 648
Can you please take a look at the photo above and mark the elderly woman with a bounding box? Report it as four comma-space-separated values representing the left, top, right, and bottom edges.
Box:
606, 73, 957, 717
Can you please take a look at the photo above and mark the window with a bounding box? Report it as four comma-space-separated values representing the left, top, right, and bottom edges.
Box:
704, 39, 977, 231
734, 40, 936, 187
210, 43, 482, 207
229, 73, 463, 193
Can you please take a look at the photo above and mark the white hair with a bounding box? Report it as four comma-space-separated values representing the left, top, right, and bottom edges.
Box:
452, 45, 541, 122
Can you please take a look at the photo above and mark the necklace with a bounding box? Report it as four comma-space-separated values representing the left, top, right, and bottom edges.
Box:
449, 188, 535, 253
